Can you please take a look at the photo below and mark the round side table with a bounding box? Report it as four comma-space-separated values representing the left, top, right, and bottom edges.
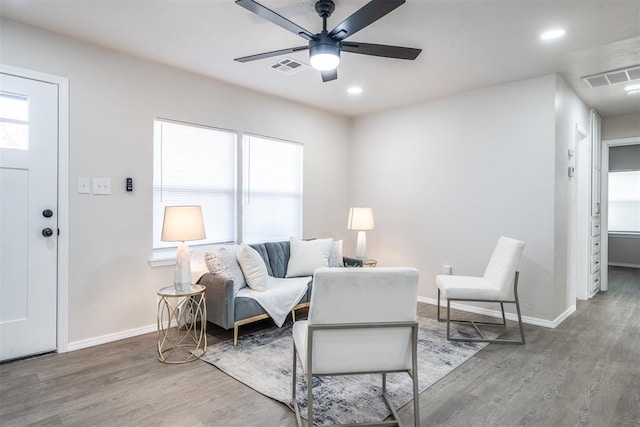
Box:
157, 284, 207, 364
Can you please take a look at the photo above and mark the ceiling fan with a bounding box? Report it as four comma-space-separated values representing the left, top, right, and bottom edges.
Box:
234, 0, 422, 82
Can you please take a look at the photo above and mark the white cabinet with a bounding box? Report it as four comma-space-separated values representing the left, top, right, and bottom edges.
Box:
589, 110, 602, 295
590, 216, 601, 293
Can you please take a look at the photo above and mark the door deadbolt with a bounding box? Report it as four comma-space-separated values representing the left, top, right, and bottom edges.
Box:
42, 209, 54, 218
42, 228, 54, 237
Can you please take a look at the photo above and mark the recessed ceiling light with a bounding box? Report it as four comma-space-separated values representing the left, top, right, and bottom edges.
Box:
540, 29, 566, 40
627, 89, 640, 96
624, 84, 640, 92
347, 86, 363, 95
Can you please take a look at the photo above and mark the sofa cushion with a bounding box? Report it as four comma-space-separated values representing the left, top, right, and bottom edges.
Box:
237, 245, 269, 292
250, 241, 290, 278
204, 247, 246, 294
286, 237, 333, 278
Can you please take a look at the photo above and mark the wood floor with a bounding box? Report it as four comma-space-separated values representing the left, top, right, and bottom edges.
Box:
1, 267, 638, 426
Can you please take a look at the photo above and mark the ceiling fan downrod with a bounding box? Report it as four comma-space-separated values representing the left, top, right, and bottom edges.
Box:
315, 0, 335, 33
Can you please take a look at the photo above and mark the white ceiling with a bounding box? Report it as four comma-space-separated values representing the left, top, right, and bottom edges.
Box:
1, 0, 639, 118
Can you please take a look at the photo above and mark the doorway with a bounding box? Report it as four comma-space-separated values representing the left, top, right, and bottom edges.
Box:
600, 137, 640, 292
0, 65, 69, 360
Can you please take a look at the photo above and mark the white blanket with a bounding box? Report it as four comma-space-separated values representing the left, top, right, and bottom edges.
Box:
236, 276, 310, 327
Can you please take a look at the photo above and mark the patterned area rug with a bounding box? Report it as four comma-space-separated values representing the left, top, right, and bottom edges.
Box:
200, 316, 490, 425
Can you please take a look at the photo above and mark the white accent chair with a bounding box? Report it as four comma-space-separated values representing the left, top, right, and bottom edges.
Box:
436, 236, 526, 344
292, 267, 420, 427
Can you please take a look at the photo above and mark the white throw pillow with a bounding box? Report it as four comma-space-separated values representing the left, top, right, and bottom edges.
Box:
286, 237, 334, 278
236, 244, 269, 292
204, 247, 246, 294
328, 239, 344, 268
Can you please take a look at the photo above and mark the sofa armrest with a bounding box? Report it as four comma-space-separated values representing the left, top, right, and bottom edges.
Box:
197, 273, 234, 330
342, 256, 364, 267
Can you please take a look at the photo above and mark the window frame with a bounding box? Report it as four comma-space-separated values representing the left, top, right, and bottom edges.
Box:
150, 119, 304, 265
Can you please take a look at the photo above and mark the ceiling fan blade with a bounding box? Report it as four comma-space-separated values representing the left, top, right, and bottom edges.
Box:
321, 69, 338, 82
235, 0, 315, 40
235, 46, 309, 63
341, 41, 421, 60
328, 0, 405, 41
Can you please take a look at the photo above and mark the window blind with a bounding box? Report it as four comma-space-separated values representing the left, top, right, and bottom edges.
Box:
608, 170, 640, 233
242, 135, 303, 243
153, 119, 237, 249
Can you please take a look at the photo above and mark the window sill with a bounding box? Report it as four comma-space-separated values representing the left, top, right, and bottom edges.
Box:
149, 248, 178, 268
608, 232, 640, 239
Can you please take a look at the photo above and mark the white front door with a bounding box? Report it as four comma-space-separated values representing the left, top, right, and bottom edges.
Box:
0, 73, 59, 361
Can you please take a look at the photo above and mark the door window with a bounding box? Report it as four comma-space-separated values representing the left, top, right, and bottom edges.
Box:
0, 91, 29, 150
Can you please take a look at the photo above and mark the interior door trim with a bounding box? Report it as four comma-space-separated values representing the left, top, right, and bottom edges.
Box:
600, 136, 640, 293
1, 64, 70, 353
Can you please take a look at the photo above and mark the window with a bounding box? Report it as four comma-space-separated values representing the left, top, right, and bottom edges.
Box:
243, 134, 303, 243
153, 119, 237, 249
152, 120, 303, 252
608, 170, 640, 233
0, 92, 29, 150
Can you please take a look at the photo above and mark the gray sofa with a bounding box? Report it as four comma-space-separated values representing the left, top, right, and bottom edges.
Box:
197, 240, 362, 345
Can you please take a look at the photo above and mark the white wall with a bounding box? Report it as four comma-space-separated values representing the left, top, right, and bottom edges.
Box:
350, 75, 588, 323
602, 113, 640, 140
1, 19, 351, 346
553, 76, 591, 311
608, 236, 640, 268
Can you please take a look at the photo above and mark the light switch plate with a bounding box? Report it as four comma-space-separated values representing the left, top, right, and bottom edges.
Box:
78, 177, 90, 194
92, 177, 112, 195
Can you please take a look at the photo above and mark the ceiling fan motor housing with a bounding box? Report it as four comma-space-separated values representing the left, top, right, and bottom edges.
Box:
309, 33, 340, 70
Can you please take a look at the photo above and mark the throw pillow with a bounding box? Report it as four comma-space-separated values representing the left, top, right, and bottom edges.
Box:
286, 237, 334, 278
328, 239, 344, 268
204, 247, 246, 294
236, 244, 269, 292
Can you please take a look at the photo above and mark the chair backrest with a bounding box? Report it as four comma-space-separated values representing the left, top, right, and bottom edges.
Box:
307, 267, 419, 374
483, 236, 525, 300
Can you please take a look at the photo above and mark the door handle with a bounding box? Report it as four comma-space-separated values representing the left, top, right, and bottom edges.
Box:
42, 228, 54, 237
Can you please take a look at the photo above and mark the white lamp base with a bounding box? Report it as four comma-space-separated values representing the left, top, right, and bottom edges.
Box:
355, 230, 368, 259
174, 241, 192, 292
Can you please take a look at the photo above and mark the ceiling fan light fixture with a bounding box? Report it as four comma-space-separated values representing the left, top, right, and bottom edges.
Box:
309, 36, 340, 71
310, 52, 340, 71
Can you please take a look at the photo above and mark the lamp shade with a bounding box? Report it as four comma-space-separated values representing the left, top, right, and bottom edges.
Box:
347, 207, 375, 231
161, 205, 206, 242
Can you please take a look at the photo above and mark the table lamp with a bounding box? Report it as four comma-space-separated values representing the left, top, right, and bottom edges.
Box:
347, 207, 375, 259
161, 205, 206, 291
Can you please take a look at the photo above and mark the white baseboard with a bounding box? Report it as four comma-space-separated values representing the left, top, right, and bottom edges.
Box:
418, 296, 576, 329
67, 323, 158, 352
608, 262, 640, 269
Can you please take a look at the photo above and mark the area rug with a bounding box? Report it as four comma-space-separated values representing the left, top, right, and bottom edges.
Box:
200, 316, 491, 425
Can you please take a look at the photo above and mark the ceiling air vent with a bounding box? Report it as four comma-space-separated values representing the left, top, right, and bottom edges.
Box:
270, 58, 308, 75
582, 65, 640, 88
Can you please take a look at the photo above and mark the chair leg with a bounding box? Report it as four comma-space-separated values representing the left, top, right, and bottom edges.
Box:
412, 323, 420, 426
292, 309, 296, 322
446, 299, 452, 341
292, 345, 303, 427
233, 324, 238, 346
307, 374, 313, 427
500, 302, 507, 327
437, 288, 442, 321
515, 293, 526, 344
